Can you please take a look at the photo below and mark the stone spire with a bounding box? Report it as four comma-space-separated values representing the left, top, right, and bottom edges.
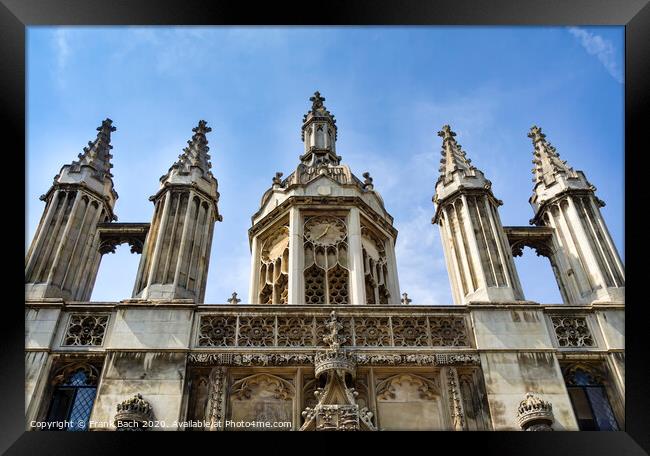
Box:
162, 120, 214, 182
68, 118, 116, 182
132, 120, 221, 303
528, 125, 624, 304
26, 118, 119, 301
437, 125, 477, 179
432, 124, 524, 305
529, 125, 580, 187
528, 125, 598, 218
434, 125, 491, 204
299, 91, 341, 166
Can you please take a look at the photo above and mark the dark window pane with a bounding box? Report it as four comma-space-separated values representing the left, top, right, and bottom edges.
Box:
573, 370, 594, 386
568, 387, 598, 430
45, 388, 75, 430
586, 387, 619, 431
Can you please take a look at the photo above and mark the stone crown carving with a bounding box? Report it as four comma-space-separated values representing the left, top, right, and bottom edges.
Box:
114, 393, 154, 430
517, 393, 554, 430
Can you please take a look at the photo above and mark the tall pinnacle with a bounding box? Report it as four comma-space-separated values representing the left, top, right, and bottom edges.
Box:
529, 125, 578, 185
300, 91, 340, 166
69, 118, 116, 181
437, 124, 476, 179
164, 120, 214, 180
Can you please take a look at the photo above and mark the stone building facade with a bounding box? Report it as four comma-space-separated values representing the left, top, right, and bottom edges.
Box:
25, 92, 624, 431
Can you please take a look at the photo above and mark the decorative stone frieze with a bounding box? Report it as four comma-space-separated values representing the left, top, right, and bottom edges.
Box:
517, 392, 554, 431
188, 352, 315, 366
196, 312, 471, 348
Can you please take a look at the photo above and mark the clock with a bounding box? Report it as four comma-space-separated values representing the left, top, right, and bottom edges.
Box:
304, 216, 346, 246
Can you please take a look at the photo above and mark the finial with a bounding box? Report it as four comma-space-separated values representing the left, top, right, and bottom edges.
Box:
528, 125, 546, 144
227, 292, 241, 305
401, 292, 412, 305
362, 172, 374, 191
272, 172, 284, 187
438, 124, 457, 141
323, 310, 346, 350
193, 119, 212, 135
98, 118, 116, 133
310, 91, 326, 111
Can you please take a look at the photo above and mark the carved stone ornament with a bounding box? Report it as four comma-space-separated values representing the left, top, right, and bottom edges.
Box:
188, 352, 315, 366
114, 393, 154, 431
517, 392, 554, 431
301, 311, 376, 431
63, 314, 109, 346
551, 315, 595, 348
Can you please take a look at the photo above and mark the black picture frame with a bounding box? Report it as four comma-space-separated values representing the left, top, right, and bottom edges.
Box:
2, 0, 647, 454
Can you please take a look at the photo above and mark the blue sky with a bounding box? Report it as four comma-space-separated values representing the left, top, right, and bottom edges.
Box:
26, 26, 624, 305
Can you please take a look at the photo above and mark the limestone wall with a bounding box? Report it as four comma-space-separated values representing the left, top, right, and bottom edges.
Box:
90, 352, 187, 430
470, 305, 579, 430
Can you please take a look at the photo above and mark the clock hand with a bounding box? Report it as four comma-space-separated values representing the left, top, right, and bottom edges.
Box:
316, 224, 331, 239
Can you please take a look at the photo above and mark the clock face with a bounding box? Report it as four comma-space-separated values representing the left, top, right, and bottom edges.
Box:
305, 217, 346, 246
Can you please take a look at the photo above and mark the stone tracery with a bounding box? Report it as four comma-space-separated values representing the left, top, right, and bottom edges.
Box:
303, 216, 350, 305
258, 225, 289, 304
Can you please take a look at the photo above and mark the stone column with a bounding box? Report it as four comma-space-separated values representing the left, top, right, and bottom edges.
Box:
384, 238, 401, 304
347, 207, 366, 305
288, 206, 304, 304
248, 236, 260, 303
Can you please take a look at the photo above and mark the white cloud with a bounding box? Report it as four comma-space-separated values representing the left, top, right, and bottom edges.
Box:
53, 29, 70, 87
568, 27, 623, 84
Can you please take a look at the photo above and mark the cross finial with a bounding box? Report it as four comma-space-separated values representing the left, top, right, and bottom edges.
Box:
227, 292, 241, 304
437, 124, 456, 141
401, 292, 412, 305
98, 118, 116, 133
528, 125, 546, 144
193, 119, 212, 135
310, 91, 326, 110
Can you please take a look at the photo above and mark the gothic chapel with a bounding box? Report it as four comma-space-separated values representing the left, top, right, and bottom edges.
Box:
25, 92, 624, 431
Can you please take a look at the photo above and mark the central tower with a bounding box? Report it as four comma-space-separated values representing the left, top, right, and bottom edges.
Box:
248, 92, 400, 305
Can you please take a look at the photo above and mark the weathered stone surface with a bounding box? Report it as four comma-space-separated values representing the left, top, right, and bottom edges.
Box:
25, 99, 624, 432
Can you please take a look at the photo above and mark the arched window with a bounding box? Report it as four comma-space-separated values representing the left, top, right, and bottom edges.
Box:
563, 364, 619, 431
45, 363, 99, 431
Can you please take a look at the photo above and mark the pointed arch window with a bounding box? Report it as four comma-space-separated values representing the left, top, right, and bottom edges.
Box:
44, 363, 100, 431
563, 364, 620, 431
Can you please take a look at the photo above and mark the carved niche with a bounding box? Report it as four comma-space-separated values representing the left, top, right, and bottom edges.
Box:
258, 224, 289, 304
375, 373, 443, 430
304, 215, 349, 305
361, 225, 390, 304
228, 373, 295, 431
